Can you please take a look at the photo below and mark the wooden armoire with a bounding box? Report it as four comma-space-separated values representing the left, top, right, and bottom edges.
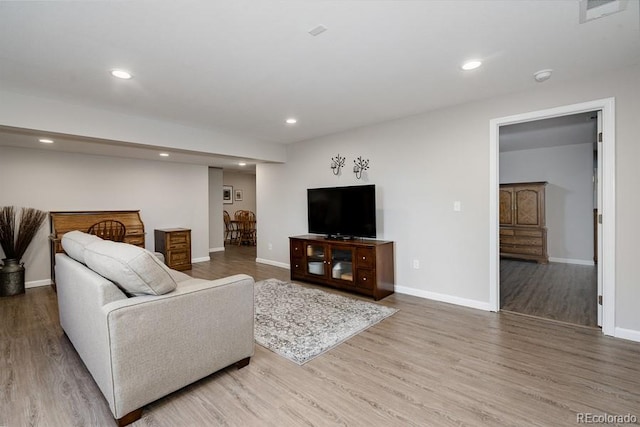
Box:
499, 182, 548, 264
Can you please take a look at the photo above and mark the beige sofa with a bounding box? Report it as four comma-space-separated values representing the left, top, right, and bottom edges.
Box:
55, 231, 254, 426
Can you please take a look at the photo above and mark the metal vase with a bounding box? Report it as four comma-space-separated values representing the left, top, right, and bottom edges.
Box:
0, 258, 25, 297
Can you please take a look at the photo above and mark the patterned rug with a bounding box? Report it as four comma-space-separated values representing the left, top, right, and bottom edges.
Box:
254, 279, 398, 365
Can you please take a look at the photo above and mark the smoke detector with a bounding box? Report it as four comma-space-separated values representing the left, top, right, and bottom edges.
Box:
534, 69, 553, 83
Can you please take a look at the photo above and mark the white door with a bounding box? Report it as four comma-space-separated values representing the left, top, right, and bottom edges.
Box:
596, 110, 603, 327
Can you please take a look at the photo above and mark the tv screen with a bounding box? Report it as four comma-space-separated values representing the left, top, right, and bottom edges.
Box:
307, 185, 376, 238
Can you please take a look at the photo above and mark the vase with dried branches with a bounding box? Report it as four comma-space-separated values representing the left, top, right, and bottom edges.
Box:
0, 206, 47, 297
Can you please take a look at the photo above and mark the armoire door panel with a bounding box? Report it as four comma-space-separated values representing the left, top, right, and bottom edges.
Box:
499, 189, 513, 225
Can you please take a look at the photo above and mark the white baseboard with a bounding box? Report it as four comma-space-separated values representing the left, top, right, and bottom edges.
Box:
209, 247, 225, 253
614, 327, 640, 343
549, 257, 595, 266
26, 279, 53, 289
395, 285, 492, 311
256, 258, 290, 270
192, 256, 210, 263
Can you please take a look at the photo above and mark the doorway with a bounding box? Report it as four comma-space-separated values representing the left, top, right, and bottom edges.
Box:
489, 98, 616, 336
223, 170, 258, 249
498, 112, 598, 327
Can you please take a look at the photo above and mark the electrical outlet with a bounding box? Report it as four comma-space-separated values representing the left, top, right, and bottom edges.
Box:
412, 259, 420, 269
268, 243, 273, 251
454, 201, 461, 212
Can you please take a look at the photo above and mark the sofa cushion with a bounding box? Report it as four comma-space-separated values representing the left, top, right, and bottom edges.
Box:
61, 230, 104, 264
84, 240, 177, 296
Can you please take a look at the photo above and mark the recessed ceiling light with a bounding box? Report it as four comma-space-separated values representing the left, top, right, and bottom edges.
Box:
159, 153, 169, 157
39, 138, 54, 144
238, 162, 247, 166
285, 118, 297, 124
111, 69, 133, 79
461, 60, 482, 71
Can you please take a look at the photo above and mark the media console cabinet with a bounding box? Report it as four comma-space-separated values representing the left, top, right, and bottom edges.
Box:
289, 235, 394, 300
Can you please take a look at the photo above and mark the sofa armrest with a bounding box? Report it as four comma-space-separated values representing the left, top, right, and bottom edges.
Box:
101, 274, 255, 419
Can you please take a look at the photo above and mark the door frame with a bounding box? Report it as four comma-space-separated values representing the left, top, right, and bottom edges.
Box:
488, 98, 616, 336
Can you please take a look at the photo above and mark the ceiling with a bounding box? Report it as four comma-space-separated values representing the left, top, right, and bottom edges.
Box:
0, 1, 638, 168
0, 124, 254, 170
500, 111, 598, 152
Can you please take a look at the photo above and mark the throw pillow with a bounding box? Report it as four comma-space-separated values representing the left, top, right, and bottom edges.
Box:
61, 230, 103, 264
84, 240, 177, 296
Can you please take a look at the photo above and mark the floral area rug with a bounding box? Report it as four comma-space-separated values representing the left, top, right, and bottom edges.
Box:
254, 279, 398, 365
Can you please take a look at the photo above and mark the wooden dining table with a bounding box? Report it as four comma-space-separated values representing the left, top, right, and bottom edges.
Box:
229, 219, 256, 246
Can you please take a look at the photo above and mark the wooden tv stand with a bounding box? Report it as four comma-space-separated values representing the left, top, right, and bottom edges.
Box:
289, 235, 394, 300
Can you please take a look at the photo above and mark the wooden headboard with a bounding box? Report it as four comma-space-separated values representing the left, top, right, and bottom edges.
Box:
49, 210, 146, 287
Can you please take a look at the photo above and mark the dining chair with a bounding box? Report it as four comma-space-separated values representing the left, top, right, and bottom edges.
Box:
223, 210, 239, 244
87, 220, 126, 242
235, 210, 256, 246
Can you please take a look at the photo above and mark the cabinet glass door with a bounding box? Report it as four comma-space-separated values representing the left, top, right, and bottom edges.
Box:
306, 244, 325, 276
330, 248, 353, 282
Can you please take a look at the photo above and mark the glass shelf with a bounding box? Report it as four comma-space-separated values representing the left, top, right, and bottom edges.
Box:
306, 244, 325, 260
331, 248, 353, 281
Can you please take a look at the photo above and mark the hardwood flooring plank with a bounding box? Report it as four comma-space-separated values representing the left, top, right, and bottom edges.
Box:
500, 259, 598, 327
1, 245, 638, 426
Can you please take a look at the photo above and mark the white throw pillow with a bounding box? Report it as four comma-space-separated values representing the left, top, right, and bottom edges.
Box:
84, 240, 177, 296
61, 230, 103, 264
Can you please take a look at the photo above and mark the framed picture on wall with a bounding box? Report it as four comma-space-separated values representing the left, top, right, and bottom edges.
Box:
223, 185, 233, 204
235, 189, 243, 201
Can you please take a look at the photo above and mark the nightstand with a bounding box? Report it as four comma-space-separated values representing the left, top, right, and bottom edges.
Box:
154, 228, 192, 270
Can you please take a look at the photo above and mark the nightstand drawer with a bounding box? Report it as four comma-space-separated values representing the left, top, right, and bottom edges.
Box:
168, 231, 189, 248
167, 249, 191, 268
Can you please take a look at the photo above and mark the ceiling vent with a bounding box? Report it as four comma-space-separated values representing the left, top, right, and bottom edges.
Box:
308, 25, 328, 37
579, 0, 628, 23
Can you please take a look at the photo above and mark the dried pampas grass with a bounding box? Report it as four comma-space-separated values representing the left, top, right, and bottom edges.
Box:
0, 206, 47, 261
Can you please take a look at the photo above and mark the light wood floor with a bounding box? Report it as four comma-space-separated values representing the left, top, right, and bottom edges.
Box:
2, 246, 639, 426
500, 259, 598, 327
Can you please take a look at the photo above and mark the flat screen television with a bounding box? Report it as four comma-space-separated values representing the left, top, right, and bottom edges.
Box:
307, 185, 376, 239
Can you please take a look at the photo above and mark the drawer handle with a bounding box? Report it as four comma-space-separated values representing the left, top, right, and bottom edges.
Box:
362, 256, 366, 260
363, 277, 367, 281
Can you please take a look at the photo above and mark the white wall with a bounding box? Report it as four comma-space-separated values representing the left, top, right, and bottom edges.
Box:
208, 167, 224, 252
500, 143, 594, 264
0, 89, 286, 163
223, 172, 257, 217
0, 146, 209, 285
257, 63, 640, 336
258, 109, 491, 308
